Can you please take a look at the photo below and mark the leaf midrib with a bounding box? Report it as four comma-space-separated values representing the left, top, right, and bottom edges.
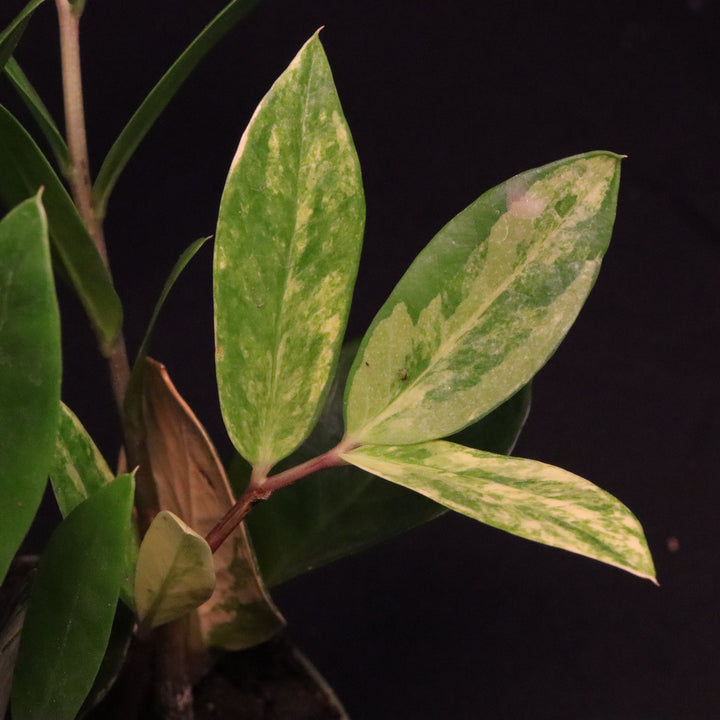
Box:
346, 445, 644, 571
260, 44, 320, 466
352, 210, 565, 440
347, 445, 609, 513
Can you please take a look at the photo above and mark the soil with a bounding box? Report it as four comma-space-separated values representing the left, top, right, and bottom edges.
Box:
91, 635, 347, 720
194, 637, 346, 720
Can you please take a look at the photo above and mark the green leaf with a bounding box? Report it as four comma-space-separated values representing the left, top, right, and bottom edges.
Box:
92, 0, 259, 216
140, 359, 283, 649
49, 403, 113, 516
344, 152, 622, 445
0, 106, 122, 352
133, 237, 208, 375
342, 441, 656, 582
49, 403, 138, 609
0, 0, 46, 71
3, 58, 71, 173
242, 343, 531, 588
215, 32, 365, 469
0, 195, 61, 584
125, 238, 209, 432
125, 237, 209, 429
11, 474, 135, 720
76, 604, 134, 718
0, 20, 27, 74
135, 511, 216, 630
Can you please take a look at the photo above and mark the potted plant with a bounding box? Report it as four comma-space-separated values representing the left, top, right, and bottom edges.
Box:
0, 1, 655, 718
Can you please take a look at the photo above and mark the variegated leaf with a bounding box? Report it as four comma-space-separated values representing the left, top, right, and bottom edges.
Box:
242, 343, 530, 588
342, 442, 655, 582
49, 403, 113, 515
49, 403, 138, 608
134, 511, 216, 630
344, 152, 621, 445
214, 31, 365, 470
141, 359, 283, 649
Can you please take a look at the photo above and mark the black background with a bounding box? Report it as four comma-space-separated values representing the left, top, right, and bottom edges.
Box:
4, 0, 720, 717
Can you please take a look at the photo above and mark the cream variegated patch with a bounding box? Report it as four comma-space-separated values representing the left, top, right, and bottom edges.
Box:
345, 154, 619, 446
342, 441, 656, 582
215, 32, 364, 468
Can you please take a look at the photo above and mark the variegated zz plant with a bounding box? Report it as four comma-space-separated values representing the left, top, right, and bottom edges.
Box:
0, 0, 655, 718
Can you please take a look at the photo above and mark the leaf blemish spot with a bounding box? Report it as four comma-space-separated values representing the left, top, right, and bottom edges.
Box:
506, 178, 544, 219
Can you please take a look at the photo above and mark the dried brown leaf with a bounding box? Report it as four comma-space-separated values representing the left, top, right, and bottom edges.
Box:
141, 358, 284, 656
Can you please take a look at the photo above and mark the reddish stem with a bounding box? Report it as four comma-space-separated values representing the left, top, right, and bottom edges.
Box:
205, 441, 356, 553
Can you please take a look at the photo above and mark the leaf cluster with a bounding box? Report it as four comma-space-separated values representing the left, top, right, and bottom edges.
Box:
0, 2, 655, 718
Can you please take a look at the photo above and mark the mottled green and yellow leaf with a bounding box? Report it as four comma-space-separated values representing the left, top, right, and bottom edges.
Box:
342, 441, 655, 582
215, 31, 364, 469
345, 152, 621, 445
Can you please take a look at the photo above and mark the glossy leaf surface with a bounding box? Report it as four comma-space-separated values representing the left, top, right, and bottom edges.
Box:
135, 511, 216, 630
0, 105, 122, 351
141, 359, 283, 648
50, 403, 113, 516
0, 196, 60, 583
11, 474, 135, 720
242, 343, 530, 587
343, 441, 656, 582
345, 152, 621, 445
215, 32, 364, 469
49, 403, 138, 607
3, 59, 70, 172
92, 0, 259, 216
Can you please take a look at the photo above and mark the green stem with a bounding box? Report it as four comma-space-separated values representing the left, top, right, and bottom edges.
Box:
54, 5, 178, 719
54, 0, 152, 517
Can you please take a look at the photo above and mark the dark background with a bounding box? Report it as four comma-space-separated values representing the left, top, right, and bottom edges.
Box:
4, 0, 720, 717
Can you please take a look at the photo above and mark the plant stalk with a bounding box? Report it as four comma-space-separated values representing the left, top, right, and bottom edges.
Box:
54, 4, 181, 717
155, 621, 194, 720
54, 0, 147, 505
55, 0, 104, 264
205, 442, 355, 553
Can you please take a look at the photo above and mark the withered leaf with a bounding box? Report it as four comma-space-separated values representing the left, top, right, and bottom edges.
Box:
141, 358, 284, 653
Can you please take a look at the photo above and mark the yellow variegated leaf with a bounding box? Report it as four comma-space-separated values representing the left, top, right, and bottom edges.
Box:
342, 441, 656, 582
214, 31, 365, 470
49, 403, 138, 608
345, 152, 621, 446
135, 511, 216, 630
